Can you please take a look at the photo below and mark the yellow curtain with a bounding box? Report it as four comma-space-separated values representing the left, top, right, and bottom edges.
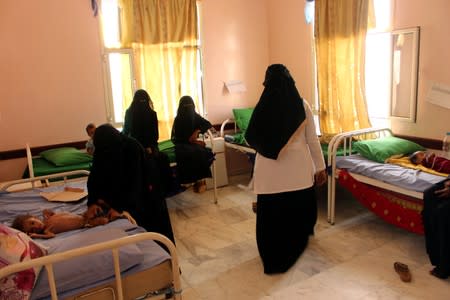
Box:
314, 0, 373, 142
119, 0, 199, 140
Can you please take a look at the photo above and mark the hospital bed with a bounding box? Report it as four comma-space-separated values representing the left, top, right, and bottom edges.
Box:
25, 128, 219, 203
327, 127, 447, 234
0, 172, 181, 300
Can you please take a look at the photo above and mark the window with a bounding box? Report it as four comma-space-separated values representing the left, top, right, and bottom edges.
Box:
308, 0, 394, 130
100, 0, 134, 127
364, 0, 393, 128
99, 0, 204, 136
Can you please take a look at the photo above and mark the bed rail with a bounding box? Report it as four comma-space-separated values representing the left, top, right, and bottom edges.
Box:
205, 129, 218, 203
1, 170, 90, 192
0, 232, 181, 300
327, 127, 393, 224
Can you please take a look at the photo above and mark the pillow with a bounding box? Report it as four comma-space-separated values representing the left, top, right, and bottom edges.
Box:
0, 224, 47, 300
31, 228, 144, 299
353, 136, 425, 163
39, 147, 92, 167
232, 108, 254, 132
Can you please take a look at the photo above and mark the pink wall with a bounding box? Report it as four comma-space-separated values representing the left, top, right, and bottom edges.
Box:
201, 0, 270, 125
265, 0, 449, 140
1, 0, 449, 181
0, 1, 106, 152
266, 0, 314, 104
0, 0, 107, 180
391, 0, 450, 140
0, 0, 271, 181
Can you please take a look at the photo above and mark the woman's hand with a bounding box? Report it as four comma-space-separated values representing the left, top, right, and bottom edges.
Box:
315, 169, 327, 186
435, 180, 450, 198
85, 203, 103, 219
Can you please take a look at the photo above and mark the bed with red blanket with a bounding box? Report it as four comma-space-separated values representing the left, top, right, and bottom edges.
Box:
327, 128, 447, 234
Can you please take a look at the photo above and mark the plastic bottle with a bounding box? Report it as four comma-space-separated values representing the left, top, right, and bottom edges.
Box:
443, 132, 450, 158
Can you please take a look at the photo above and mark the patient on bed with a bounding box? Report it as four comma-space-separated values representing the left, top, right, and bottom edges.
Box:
11, 206, 122, 239
409, 151, 450, 174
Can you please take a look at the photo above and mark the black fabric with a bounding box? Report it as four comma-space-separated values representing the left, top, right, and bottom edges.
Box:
171, 95, 214, 184
87, 124, 175, 244
174, 143, 214, 184
171, 95, 212, 143
422, 177, 450, 279
123, 89, 159, 151
256, 187, 316, 274
245, 64, 306, 160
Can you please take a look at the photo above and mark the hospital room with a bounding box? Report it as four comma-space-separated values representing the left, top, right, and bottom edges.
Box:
0, 0, 449, 299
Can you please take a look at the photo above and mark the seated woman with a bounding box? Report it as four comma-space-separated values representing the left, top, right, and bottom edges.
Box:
409, 151, 450, 174
171, 95, 215, 193
85, 124, 175, 244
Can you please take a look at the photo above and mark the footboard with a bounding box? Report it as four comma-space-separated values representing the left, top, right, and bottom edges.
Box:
0, 232, 181, 300
327, 127, 393, 224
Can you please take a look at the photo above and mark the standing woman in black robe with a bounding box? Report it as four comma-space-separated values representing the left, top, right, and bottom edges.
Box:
171, 95, 214, 192
86, 124, 175, 244
245, 64, 327, 274
122, 89, 159, 154
422, 176, 450, 279
123, 89, 172, 195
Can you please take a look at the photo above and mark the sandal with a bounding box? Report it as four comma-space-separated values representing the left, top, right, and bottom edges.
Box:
394, 262, 412, 282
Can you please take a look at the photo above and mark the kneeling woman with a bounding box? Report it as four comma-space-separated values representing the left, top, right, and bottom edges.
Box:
171, 95, 215, 192
86, 124, 175, 244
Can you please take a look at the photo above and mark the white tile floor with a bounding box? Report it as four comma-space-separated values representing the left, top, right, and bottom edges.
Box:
166, 173, 450, 299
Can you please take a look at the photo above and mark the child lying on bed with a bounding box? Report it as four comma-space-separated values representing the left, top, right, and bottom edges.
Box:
11, 203, 127, 239
409, 151, 450, 174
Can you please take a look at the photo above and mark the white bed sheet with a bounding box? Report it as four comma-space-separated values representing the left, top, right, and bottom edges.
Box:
335, 154, 445, 192
0, 182, 171, 300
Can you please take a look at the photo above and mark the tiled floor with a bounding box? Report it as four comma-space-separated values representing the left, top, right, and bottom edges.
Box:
166, 173, 450, 299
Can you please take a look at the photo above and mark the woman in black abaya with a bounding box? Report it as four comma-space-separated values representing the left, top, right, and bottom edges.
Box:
171, 96, 214, 191
122, 89, 159, 153
245, 64, 327, 274
86, 124, 175, 244
422, 176, 450, 279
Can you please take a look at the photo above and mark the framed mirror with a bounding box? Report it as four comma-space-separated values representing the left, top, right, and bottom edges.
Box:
390, 27, 420, 122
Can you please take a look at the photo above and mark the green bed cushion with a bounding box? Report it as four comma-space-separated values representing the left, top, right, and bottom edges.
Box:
321, 142, 357, 160
29, 157, 91, 177
232, 108, 254, 132
353, 136, 425, 163
39, 147, 92, 167
158, 140, 176, 164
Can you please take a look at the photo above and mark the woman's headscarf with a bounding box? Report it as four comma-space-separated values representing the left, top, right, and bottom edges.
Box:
245, 64, 306, 159
171, 96, 197, 143
131, 89, 154, 109
123, 89, 158, 148
93, 123, 124, 156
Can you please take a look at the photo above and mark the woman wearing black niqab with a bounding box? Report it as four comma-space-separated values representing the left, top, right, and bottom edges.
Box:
86, 124, 175, 244
123, 89, 159, 154
171, 96, 214, 189
245, 64, 327, 274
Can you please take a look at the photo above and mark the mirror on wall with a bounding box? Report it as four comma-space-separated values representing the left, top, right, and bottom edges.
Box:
390, 27, 420, 122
